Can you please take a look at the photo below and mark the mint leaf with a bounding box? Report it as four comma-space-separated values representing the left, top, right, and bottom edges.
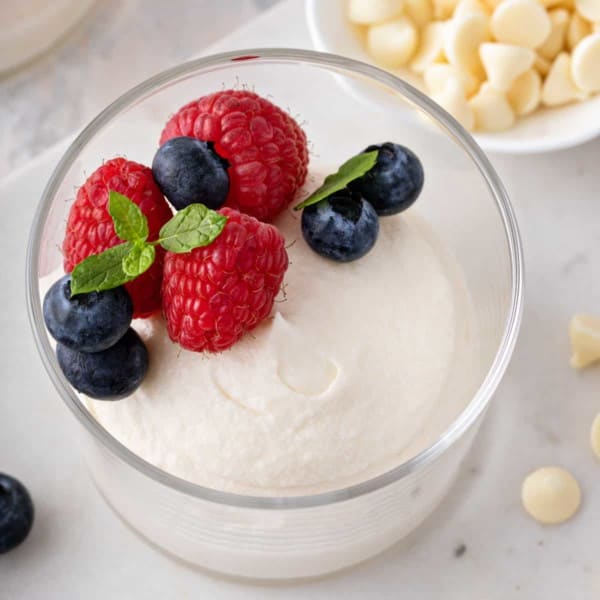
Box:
108, 190, 149, 243
70, 242, 135, 295
122, 244, 155, 277
294, 150, 379, 210
158, 204, 227, 253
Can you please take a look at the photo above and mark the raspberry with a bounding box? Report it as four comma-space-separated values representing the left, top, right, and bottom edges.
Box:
62, 158, 172, 318
162, 207, 288, 353
159, 90, 309, 222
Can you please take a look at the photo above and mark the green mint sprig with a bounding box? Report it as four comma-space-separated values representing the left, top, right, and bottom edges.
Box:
70, 191, 227, 295
294, 150, 379, 211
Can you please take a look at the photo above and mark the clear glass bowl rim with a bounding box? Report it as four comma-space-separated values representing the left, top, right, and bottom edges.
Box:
26, 48, 524, 510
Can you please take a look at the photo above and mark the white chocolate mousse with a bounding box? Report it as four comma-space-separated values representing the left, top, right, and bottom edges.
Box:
72, 208, 479, 496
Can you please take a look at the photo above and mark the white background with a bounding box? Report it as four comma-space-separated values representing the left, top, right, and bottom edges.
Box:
0, 1, 599, 597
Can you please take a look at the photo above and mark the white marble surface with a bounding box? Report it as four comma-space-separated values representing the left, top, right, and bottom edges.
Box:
0, 0, 279, 179
1, 1, 599, 598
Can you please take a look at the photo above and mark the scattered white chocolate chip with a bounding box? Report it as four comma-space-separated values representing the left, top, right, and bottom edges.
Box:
469, 81, 516, 129
569, 313, 600, 368
507, 68, 543, 113
522, 467, 581, 525
591, 414, 600, 460
405, 0, 435, 27
348, 0, 405, 24
367, 17, 419, 67
534, 52, 553, 74
574, 0, 600, 22
424, 61, 481, 94
411, 20, 448, 71
431, 77, 476, 128
444, 14, 490, 79
567, 11, 593, 49
538, 8, 570, 59
491, 0, 552, 48
480, 42, 536, 90
542, 51, 586, 104
571, 33, 600, 91
454, 0, 491, 18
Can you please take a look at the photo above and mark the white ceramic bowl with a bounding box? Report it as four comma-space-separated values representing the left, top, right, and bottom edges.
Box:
305, 0, 600, 154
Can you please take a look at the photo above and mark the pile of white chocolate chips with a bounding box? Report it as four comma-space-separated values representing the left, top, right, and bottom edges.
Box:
347, 0, 600, 131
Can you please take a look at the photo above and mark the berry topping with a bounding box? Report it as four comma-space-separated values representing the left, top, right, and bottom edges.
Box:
57, 328, 149, 400
0, 473, 34, 554
62, 158, 173, 318
301, 190, 379, 262
349, 142, 424, 216
43, 275, 133, 353
162, 207, 289, 353
159, 90, 309, 222
152, 137, 230, 211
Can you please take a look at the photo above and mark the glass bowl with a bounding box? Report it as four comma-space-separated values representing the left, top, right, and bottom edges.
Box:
26, 48, 523, 580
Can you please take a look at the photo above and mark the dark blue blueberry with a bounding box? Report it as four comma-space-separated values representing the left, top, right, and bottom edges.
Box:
301, 190, 379, 262
57, 328, 149, 400
43, 275, 133, 353
152, 136, 230, 210
349, 142, 424, 216
0, 473, 34, 554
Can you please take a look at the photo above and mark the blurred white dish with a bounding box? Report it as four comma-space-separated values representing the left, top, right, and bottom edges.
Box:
306, 0, 600, 154
0, 0, 95, 74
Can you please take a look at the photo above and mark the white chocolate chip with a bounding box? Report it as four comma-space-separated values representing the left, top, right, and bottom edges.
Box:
491, 0, 552, 48
434, 0, 460, 18
405, 0, 434, 27
571, 33, 600, 92
411, 21, 448, 71
538, 8, 570, 60
575, 0, 600, 22
469, 81, 516, 129
367, 17, 419, 67
431, 77, 476, 128
591, 414, 600, 460
569, 313, 600, 368
444, 14, 490, 79
480, 42, 535, 90
542, 52, 587, 105
453, 0, 491, 18
424, 62, 482, 94
522, 467, 581, 525
348, 0, 405, 24
507, 68, 542, 113
534, 52, 552, 74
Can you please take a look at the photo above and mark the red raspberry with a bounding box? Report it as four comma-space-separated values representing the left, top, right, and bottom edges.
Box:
159, 90, 309, 222
63, 158, 173, 318
162, 207, 288, 353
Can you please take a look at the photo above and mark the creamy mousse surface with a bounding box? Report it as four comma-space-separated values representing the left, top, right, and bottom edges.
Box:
58, 203, 478, 497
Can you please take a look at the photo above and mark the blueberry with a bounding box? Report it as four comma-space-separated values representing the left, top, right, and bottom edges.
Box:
57, 328, 149, 400
0, 474, 34, 554
43, 275, 133, 353
349, 142, 424, 216
301, 190, 379, 262
152, 136, 229, 210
